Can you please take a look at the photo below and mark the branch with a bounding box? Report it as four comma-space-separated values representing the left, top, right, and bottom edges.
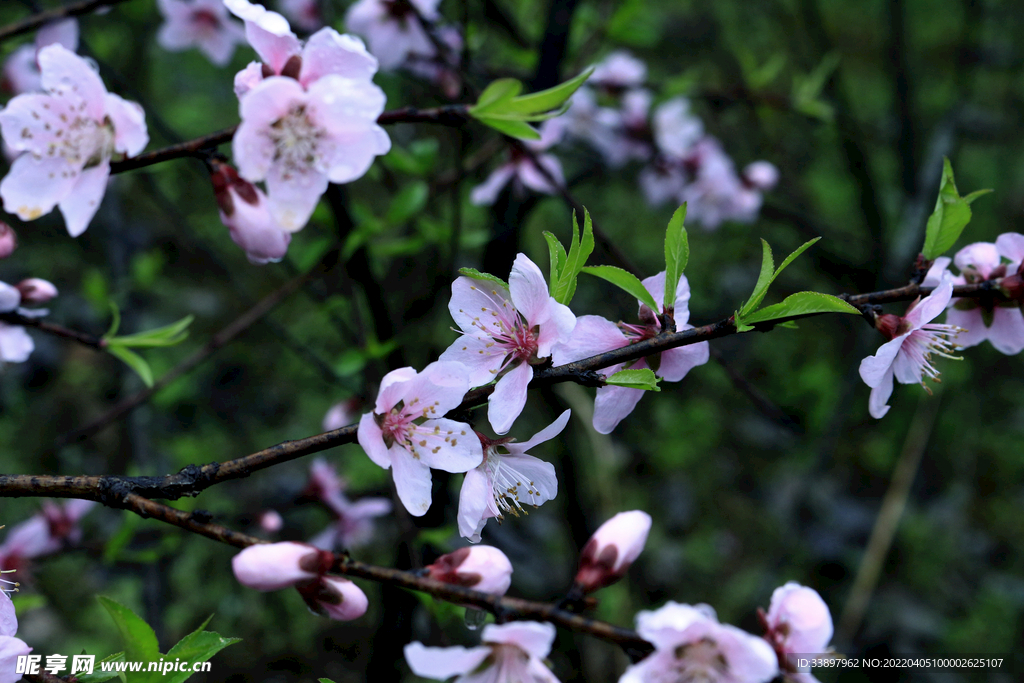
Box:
0, 311, 106, 350
109, 106, 470, 175
0, 0, 136, 43
3, 280, 1002, 501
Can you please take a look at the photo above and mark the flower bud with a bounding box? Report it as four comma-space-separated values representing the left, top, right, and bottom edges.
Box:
297, 576, 368, 621
743, 160, 779, 190
0, 223, 16, 259
209, 159, 290, 264
574, 510, 651, 593
258, 510, 283, 533
231, 541, 322, 591
425, 546, 513, 597
764, 582, 833, 655
15, 278, 57, 304
0, 282, 21, 313
323, 398, 361, 432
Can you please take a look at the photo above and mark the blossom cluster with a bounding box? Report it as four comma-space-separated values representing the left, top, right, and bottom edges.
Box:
0, 227, 59, 365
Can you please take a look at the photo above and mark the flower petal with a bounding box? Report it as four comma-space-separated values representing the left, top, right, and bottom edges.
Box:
470, 164, 516, 206
38, 44, 105, 120
390, 449, 433, 516
550, 315, 628, 366
265, 163, 328, 232
404, 642, 491, 680
458, 467, 493, 542
300, 29, 378, 85
996, 232, 1024, 263
987, 307, 1024, 355
858, 335, 906, 388
0, 154, 77, 224
411, 418, 482, 473
868, 366, 895, 419
593, 383, 645, 434
447, 275, 515, 338
488, 362, 533, 434
657, 338, 709, 382
508, 253, 553, 326
482, 621, 556, 659
103, 93, 148, 157
511, 409, 571, 451
224, 0, 300, 72
58, 162, 109, 237
357, 412, 391, 469
438, 334, 507, 388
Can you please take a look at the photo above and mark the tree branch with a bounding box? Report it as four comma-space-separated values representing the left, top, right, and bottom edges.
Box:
0, 311, 106, 350
0, 0, 137, 43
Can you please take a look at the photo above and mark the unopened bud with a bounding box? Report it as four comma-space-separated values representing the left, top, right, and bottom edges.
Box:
0, 282, 21, 313
0, 223, 16, 258
425, 546, 513, 596
297, 576, 368, 621
743, 161, 779, 190
763, 582, 833, 655
231, 541, 321, 591
258, 509, 283, 533
874, 312, 902, 340
574, 510, 651, 593
15, 278, 57, 304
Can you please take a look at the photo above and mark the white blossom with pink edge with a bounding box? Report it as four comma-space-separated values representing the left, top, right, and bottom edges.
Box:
0, 281, 33, 364
405, 621, 560, 683
762, 582, 833, 683
305, 458, 391, 550
424, 546, 513, 596
0, 501, 94, 574
357, 362, 483, 516
231, 541, 368, 620
574, 510, 651, 593
0, 45, 148, 237
279, 0, 324, 33
156, 0, 245, 66
344, 0, 440, 71
210, 160, 291, 263
858, 275, 963, 419
941, 237, 1024, 355
470, 119, 566, 206
1, 19, 78, 97
225, 0, 379, 97
552, 271, 709, 434
619, 602, 779, 683
458, 410, 567, 543
439, 254, 576, 434
0, 591, 32, 683
232, 72, 390, 231
590, 50, 647, 91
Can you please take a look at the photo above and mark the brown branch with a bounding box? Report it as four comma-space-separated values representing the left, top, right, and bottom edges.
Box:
109, 106, 470, 175
4, 280, 1004, 502
0, 311, 106, 350
0, 0, 137, 43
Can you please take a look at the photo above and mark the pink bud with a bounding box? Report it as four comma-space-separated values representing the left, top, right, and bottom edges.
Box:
425, 546, 513, 597
743, 161, 779, 190
574, 510, 652, 593
297, 576, 369, 621
0, 282, 21, 313
322, 397, 361, 431
0, 223, 16, 259
764, 582, 833, 655
15, 278, 57, 304
258, 510, 283, 533
231, 541, 325, 591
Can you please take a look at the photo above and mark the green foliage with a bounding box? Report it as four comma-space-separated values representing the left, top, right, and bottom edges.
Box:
663, 204, 690, 310
102, 305, 194, 387
581, 265, 659, 312
545, 209, 595, 305
792, 53, 840, 121
605, 368, 661, 391
458, 268, 510, 289
469, 69, 594, 139
921, 158, 992, 260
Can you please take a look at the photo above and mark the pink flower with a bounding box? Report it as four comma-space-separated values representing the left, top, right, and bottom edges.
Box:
322, 397, 360, 430
470, 121, 566, 205
439, 254, 576, 434
231, 541, 368, 620
357, 362, 483, 516
279, 0, 324, 33
305, 459, 391, 550
562, 88, 633, 166
210, 160, 291, 263
942, 237, 1024, 355
619, 602, 779, 683
0, 591, 32, 683
232, 72, 390, 230
763, 582, 833, 657
0, 500, 94, 574
15, 279, 57, 304
0, 45, 148, 237
156, 0, 245, 66
743, 161, 779, 191
257, 510, 283, 533
1, 19, 78, 96
652, 98, 702, 159
552, 272, 709, 434
574, 510, 651, 593
226, 0, 379, 96
590, 50, 647, 92
0, 224, 15, 259
859, 276, 962, 418
405, 621, 560, 683
344, 0, 440, 71
0, 281, 33, 364
677, 138, 763, 229
458, 411, 567, 542
424, 546, 513, 596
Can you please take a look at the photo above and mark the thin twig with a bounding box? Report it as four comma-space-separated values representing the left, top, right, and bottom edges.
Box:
0, 311, 106, 350
0, 0, 136, 43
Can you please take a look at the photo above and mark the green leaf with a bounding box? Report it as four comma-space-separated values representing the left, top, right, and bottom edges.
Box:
551, 209, 595, 305
663, 204, 689, 310
385, 181, 429, 225
498, 68, 594, 116
774, 237, 820, 277
108, 315, 194, 348
104, 302, 122, 338
98, 597, 160, 664
543, 231, 567, 289
162, 619, 240, 683
472, 78, 523, 111
469, 71, 593, 139
582, 266, 659, 312
740, 239, 775, 316
742, 291, 860, 324
605, 368, 661, 391
458, 267, 509, 289
472, 116, 541, 140
107, 346, 154, 387
319, 680, 338, 683
733, 311, 754, 333
921, 158, 992, 259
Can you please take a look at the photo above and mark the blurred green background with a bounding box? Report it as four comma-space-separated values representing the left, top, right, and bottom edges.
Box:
1, 0, 1022, 681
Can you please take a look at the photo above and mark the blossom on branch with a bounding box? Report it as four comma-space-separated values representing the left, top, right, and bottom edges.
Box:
0, 591, 32, 683
0, 500, 94, 574
357, 362, 483, 516
156, 0, 245, 66
439, 254, 576, 434
458, 410, 568, 542
859, 275, 963, 419
344, 0, 440, 71
424, 546, 513, 596
0, 45, 148, 237
209, 159, 291, 263
0, 278, 58, 364
405, 621, 560, 683
552, 271, 709, 434
762, 582, 833, 682
470, 121, 566, 206
305, 458, 392, 550
1, 19, 78, 97
619, 602, 779, 683
574, 510, 651, 593
231, 541, 368, 620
